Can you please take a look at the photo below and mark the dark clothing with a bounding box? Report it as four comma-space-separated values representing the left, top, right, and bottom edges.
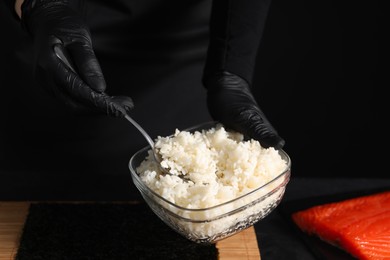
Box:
204, 0, 271, 85
0, 0, 271, 199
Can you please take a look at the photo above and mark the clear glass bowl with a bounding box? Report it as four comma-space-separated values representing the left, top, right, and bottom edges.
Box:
129, 121, 291, 244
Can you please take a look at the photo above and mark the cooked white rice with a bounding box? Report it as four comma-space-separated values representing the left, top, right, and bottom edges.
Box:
136, 123, 288, 209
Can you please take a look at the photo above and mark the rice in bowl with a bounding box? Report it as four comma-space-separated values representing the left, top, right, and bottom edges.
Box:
134, 123, 290, 242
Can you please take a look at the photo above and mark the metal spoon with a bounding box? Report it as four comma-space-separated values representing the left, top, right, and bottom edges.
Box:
124, 116, 191, 181
124, 115, 183, 179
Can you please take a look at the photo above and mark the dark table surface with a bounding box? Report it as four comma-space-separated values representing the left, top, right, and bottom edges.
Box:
254, 177, 390, 260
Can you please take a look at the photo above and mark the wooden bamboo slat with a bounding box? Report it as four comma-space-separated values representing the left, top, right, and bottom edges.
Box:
216, 227, 261, 260
0, 202, 260, 260
0, 202, 29, 260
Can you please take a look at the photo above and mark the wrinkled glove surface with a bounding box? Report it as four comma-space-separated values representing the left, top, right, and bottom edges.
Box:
205, 71, 285, 149
21, 0, 133, 117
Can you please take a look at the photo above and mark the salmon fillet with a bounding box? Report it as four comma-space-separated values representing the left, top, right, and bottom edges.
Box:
291, 191, 390, 260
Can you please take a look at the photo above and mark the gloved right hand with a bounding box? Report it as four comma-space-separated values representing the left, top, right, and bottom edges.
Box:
21, 0, 133, 117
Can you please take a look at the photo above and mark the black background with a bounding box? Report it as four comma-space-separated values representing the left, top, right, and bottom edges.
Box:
252, 0, 380, 178
0, 0, 382, 200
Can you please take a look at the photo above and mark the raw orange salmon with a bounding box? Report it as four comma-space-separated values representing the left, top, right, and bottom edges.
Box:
291, 191, 390, 260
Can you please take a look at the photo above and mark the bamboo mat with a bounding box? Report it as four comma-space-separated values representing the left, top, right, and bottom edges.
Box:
0, 202, 29, 260
0, 202, 260, 260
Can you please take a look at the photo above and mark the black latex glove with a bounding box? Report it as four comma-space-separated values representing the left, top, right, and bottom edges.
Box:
205, 71, 285, 149
21, 0, 133, 117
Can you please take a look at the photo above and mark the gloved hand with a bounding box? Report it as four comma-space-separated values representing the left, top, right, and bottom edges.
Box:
20, 0, 133, 117
204, 71, 285, 149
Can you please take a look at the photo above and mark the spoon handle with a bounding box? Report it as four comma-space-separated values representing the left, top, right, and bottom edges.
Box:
124, 115, 155, 148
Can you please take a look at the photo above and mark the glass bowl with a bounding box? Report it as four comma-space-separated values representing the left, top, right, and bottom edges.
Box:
129, 121, 291, 244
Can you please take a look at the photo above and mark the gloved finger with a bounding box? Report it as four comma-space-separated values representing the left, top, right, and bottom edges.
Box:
66, 41, 106, 93
33, 46, 90, 112
36, 63, 90, 111
234, 107, 286, 149
210, 98, 285, 149
52, 85, 133, 117
103, 95, 134, 117
108, 96, 134, 113
54, 44, 134, 117
205, 71, 285, 149
53, 56, 133, 117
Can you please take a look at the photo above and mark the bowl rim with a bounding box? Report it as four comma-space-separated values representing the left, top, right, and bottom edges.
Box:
128, 121, 292, 212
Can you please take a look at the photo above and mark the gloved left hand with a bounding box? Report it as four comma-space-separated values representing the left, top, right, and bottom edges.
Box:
204, 71, 285, 149
20, 0, 133, 117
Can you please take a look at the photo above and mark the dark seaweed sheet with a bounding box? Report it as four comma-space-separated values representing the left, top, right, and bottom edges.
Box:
15, 202, 218, 260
